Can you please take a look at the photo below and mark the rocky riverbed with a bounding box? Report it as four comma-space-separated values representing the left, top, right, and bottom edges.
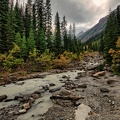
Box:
0, 53, 120, 120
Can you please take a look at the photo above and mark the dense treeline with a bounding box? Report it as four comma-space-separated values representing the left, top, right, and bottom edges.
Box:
0, 0, 83, 71
0, 0, 82, 55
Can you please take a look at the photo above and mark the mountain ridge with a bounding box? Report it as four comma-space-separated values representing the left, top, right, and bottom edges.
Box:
77, 16, 108, 42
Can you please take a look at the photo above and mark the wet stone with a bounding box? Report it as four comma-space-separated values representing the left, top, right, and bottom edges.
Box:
0, 95, 7, 102
100, 88, 110, 93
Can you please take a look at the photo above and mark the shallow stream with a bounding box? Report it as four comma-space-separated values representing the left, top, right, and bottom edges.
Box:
0, 70, 81, 120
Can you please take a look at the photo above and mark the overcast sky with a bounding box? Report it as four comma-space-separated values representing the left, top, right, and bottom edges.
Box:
20, 0, 120, 34
51, 0, 120, 34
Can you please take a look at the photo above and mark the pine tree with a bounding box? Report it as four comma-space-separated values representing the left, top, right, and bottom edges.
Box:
32, 3, 37, 38
6, 1, 16, 50
117, 6, 120, 36
21, 35, 27, 59
14, 0, 24, 37
54, 12, 62, 55
61, 16, 68, 51
36, 0, 45, 30
0, 0, 9, 53
45, 0, 52, 49
99, 36, 104, 53
68, 24, 73, 52
27, 27, 36, 52
24, 3, 31, 39
104, 11, 118, 64
36, 25, 47, 53
15, 32, 22, 47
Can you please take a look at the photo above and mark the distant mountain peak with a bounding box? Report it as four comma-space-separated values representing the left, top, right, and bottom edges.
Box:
77, 31, 84, 37
77, 5, 120, 42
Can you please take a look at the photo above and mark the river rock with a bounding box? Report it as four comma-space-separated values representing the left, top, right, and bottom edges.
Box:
42, 85, 49, 90
77, 71, 86, 77
93, 71, 105, 77
50, 89, 84, 106
4, 98, 13, 102
49, 83, 56, 87
75, 104, 91, 120
22, 103, 31, 110
28, 97, 35, 105
107, 80, 116, 84
19, 109, 27, 114
62, 75, 68, 79
15, 82, 25, 85
87, 63, 103, 70
34, 91, 41, 94
31, 94, 39, 99
100, 88, 110, 93
49, 87, 61, 93
0, 95, 7, 102
78, 84, 87, 88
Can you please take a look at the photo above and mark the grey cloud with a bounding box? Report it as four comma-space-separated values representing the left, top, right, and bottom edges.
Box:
51, 0, 98, 24
19, 0, 120, 32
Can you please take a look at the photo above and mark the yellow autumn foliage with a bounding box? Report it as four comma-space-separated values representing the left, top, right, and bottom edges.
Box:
116, 37, 120, 48
53, 54, 71, 69
109, 37, 120, 73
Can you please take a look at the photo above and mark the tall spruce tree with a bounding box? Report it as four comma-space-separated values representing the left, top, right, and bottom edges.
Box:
27, 26, 36, 52
68, 24, 73, 52
0, 0, 9, 53
104, 11, 118, 64
54, 12, 62, 55
61, 16, 68, 51
36, 0, 45, 30
117, 6, 120, 36
14, 0, 24, 37
32, 3, 37, 38
24, 3, 31, 39
36, 24, 47, 53
6, 1, 16, 50
45, 0, 52, 49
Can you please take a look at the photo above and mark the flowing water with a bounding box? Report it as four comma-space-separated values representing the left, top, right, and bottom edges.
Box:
0, 70, 81, 120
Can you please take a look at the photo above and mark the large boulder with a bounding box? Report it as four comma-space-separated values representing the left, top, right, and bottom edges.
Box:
0, 95, 7, 102
50, 88, 84, 107
75, 104, 91, 120
93, 71, 105, 77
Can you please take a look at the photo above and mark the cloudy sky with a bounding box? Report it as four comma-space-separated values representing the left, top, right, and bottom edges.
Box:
20, 0, 120, 34
51, 0, 120, 34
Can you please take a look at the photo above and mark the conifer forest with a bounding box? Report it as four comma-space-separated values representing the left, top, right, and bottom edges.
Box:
0, 1, 120, 120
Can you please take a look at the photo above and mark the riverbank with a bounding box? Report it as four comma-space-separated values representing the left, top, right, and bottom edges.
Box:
0, 52, 119, 120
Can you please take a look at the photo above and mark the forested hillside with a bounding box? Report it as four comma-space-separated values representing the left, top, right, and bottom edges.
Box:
0, 0, 82, 72
83, 5, 120, 73
0, 0, 120, 74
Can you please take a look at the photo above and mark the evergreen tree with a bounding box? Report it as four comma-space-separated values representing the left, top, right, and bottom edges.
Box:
0, 0, 9, 53
99, 36, 104, 53
36, 26, 47, 53
21, 35, 27, 59
104, 11, 118, 64
68, 24, 73, 52
117, 6, 120, 36
36, 0, 45, 30
54, 12, 62, 55
32, 3, 37, 38
45, 0, 52, 49
15, 32, 22, 47
14, 0, 24, 37
61, 16, 68, 51
6, 1, 16, 50
24, 3, 31, 39
27, 27, 36, 52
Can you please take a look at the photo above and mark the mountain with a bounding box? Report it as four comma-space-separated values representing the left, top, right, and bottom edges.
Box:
77, 16, 108, 42
76, 31, 84, 37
